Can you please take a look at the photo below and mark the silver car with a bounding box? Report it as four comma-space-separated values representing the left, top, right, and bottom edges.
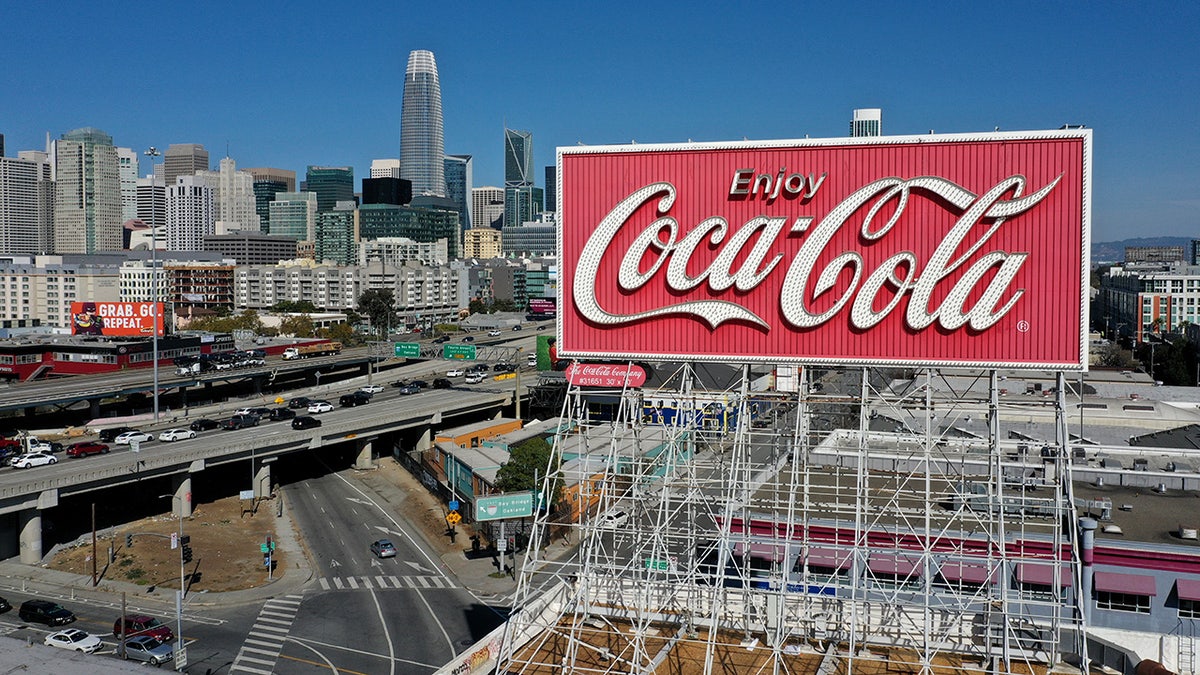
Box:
122, 635, 174, 665
370, 539, 397, 558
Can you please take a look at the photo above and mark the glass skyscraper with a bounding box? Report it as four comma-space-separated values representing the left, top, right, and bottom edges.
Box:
444, 154, 472, 231
400, 50, 445, 197
504, 128, 533, 187
305, 166, 354, 212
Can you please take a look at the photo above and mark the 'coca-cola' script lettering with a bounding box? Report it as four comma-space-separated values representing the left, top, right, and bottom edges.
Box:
573, 175, 1060, 333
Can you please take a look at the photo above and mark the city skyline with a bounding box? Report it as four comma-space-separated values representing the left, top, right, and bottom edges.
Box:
2, 2, 1196, 243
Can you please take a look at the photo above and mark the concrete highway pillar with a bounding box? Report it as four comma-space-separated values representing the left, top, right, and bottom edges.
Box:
172, 474, 193, 519
416, 427, 433, 453
254, 463, 272, 500
18, 509, 42, 565
179, 387, 188, 410
355, 438, 375, 470
89, 398, 101, 419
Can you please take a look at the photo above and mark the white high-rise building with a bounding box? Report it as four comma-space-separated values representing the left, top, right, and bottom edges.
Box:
136, 176, 165, 230
370, 159, 401, 179
53, 127, 122, 253
471, 186, 505, 230
117, 147, 139, 223
851, 108, 882, 137
196, 157, 260, 234
400, 50, 445, 196
0, 154, 53, 254
166, 175, 214, 251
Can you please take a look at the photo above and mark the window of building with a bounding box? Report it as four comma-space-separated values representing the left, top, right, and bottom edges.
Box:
1095, 572, 1155, 614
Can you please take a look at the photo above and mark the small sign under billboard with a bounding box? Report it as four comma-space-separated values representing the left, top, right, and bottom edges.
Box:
565, 363, 647, 388
558, 131, 1090, 370
70, 302, 163, 337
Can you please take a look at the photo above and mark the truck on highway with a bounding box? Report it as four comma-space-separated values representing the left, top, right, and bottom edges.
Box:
281, 341, 343, 360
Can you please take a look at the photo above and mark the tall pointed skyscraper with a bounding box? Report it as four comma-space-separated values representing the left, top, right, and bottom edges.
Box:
400, 50, 445, 197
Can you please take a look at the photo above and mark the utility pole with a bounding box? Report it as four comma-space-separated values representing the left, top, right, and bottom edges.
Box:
91, 503, 97, 587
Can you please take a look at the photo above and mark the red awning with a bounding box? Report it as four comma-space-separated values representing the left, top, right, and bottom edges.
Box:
1015, 562, 1073, 587
868, 553, 919, 577
733, 541, 786, 563
1176, 579, 1200, 602
1094, 571, 1157, 596
804, 547, 852, 571
939, 561, 995, 585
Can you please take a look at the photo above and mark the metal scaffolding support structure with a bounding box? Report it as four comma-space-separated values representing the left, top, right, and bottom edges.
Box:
497, 364, 1087, 675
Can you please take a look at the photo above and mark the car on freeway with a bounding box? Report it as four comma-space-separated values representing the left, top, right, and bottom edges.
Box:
121, 635, 174, 666
409, 379, 429, 389
465, 372, 485, 384
235, 407, 271, 418
370, 539, 397, 558
288, 397, 313, 410
390, 379, 411, 388
0, 596, 10, 613
221, 414, 259, 430
65, 441, 109, 458
45, 628, 102, 653
527, 354, 538, 366
432, 335, 450, 343
11, 452, 58, 469
512, 324, 523, 331
113, 614, 174, 642
98, 426, 134, 442
158, 428, 196, 442
269, 408, 296, 421
339, 392, 371, 407
307, 400, 334, 414
292, 416, 322, 430
360, 384, 384, 394
487, 330, 502, 337
461, 335, 475, 342
395, 383, 420, 395
446, 368, 464, 377
19, 599, 76, 626
189, 418, 220, 431
432, 378, 453, 389
113, 431, 153, 445
596, 508, 630, 530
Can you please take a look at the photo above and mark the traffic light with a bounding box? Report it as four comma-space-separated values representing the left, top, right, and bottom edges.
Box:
126, 534, 133, 548
180, 535, 190, 546
182, 544, 193, 564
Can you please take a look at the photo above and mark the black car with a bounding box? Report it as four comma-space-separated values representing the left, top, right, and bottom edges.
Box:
19, 599, 76, 626
288, 397, 312, 410
292, 416, 322, 430
189, 418, 220, 431
432, 336, 450, 344
461, 336, 475, 342
269, 408, 296, 421
432, 378, 453, 389
98, 427, 133, 442
410, 379, 429, 389
222, 415, 259, 430
339, 392, 371, 407
0, 596, 10, 613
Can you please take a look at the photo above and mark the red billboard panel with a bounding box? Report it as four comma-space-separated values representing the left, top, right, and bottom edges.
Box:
70, 302, 164, 337
558, 131, 1090, 370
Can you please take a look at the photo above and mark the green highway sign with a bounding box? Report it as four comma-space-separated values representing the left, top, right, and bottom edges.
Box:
394, 342, 421, 358
476, 492, 534, 521
443, 344, 477, 360
645, 558, 671, 571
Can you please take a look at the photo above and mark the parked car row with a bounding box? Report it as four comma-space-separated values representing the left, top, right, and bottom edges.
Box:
2, 594, 177, 662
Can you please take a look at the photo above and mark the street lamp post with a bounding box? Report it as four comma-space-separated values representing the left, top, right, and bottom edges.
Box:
145, 147, 162, 423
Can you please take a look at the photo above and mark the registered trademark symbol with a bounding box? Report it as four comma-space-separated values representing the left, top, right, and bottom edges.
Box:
1016, 320, 1030, 333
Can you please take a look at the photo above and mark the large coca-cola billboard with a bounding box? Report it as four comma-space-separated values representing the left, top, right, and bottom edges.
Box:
558, 131, 1090, 369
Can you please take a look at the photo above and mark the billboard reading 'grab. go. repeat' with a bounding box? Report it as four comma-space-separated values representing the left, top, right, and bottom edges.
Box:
557, 130, 1091, 370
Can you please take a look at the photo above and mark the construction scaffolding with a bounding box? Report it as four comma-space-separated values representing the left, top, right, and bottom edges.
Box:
498, 364, 1087, 675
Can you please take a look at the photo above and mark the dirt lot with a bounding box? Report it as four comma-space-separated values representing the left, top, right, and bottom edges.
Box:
48, 495, 282, 592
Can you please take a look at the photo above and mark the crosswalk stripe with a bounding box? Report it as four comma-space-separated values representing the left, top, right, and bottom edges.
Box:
238, 655, 276, 666
417, 576, 431, 588
376, 575, 389, 588
333, 577, 344, 589
253, 623, 290, 634
258, 617, 293, 626
230, 664, 273, 675
261, 609, 294, 619
319, 577, 330, 590
244, 638, 281, 649
389, 575, 401, 587
241, 647, 277, 657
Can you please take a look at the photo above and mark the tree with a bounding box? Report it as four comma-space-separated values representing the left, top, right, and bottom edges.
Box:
495, 437, 561, 509
357, 288, 395, 338
468, 299, 488, 315
320, 322, 361, 346
1094, 341, 1135, 369
271, 300, 318, 313
278, 314, 315, 338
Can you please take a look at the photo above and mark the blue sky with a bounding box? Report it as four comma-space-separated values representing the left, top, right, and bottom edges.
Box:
2, 1, 1196, 243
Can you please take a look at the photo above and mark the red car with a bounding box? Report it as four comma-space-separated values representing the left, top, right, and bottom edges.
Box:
65, 441, 109, 458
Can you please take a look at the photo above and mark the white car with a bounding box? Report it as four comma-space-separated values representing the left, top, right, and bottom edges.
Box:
596, 508, 630, 530
113, 431, 153, 445
158, 428, 196, 442
11, 452, 57, 469
307, 401, 334, 414
465, 372, 485, 384
487, 330, 502, 337
446, 368, 464, 377
360, 384, 384, 394
44, 628, 102, 653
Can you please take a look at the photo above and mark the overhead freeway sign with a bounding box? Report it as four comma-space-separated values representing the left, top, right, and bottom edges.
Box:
394, 342, 421, 358
443, 344, 477, 360
475, 492, 534, 521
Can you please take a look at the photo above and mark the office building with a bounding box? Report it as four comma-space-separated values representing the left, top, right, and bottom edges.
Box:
370, 158, 401, 179
53, 127, 122, 253
463, 227, 502, 260
305, 166, 354, 212
472, 186, 505, 230
245, 167, 296, 233
501, 221, 556, 257
1125, 246, 1185, 264
400, 49, 445, 197
117, 147, 139, 223
359, 237, 447, 267
201, 232, 299, 265
136, 177, 165, 230
444, 154, 472, 231
504, 128, 533, 187
163, 143, 209, 186
358, 203, 460, 258
165, 175, 215, 251
362, 177, 411, 206
0, 154, 54, 255
851, 108, 882, 137
268, 191, 317, 242
315, 200, 357, 265
0, 255, 121, 328
544, 165, 556, 212
504, 185, 543, 230
196, 157, 260, 234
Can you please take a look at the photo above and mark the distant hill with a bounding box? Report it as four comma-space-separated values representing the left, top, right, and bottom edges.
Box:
1092, 236, 1192, 263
